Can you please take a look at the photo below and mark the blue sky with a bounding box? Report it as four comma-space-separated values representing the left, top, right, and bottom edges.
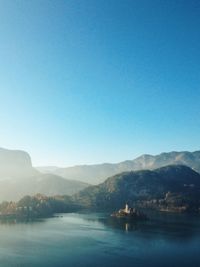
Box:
0, 0, 200, 166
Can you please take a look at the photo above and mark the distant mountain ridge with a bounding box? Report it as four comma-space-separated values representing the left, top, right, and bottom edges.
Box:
1, 165, 200, 217
74, 165, 200, 211
38, 150, 200, 184
0, 147, 89, 201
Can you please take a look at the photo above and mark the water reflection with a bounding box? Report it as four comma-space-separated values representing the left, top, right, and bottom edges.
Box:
1, 211, 200, 242
87, 211, 200, 242
0, 217, 45, 225
0, 212, 199, 267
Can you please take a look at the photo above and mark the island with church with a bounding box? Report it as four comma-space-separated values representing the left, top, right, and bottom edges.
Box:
111, 204, 148, 220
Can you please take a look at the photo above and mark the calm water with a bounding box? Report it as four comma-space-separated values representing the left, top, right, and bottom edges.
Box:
0, 212, 200, 267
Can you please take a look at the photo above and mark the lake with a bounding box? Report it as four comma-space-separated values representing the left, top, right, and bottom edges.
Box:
0, 212, 200, 267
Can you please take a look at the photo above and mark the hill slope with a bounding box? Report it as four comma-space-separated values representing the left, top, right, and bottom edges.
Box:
75, 165, 200, 211
0, 174, 89, 202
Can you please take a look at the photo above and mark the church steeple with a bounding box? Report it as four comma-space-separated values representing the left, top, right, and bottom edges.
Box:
125, 203, 129, 213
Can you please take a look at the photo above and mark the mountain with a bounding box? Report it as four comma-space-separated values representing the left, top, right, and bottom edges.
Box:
1, 165, 199, 219
0, 147, 89, 201
0, 174, 89, 202
36, 166, 59, 173
74, 165, 200, 211
132, 151, 200, 173
0, 147, 38, 178
38, 150, 200, 184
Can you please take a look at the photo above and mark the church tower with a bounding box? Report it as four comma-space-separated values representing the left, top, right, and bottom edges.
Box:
125, 203, 129, 213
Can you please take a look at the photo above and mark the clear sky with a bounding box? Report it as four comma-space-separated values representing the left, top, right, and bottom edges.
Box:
0, 0, 200, 166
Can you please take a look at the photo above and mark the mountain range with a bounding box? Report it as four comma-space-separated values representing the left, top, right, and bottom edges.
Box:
1, 146, 200, 211
0, 148, 88, 202
37, 150, 200, 184
1, 147, 200, 213
2, 165, 200, 218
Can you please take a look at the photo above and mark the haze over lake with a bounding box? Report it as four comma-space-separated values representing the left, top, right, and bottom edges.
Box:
0, 212, 200, 267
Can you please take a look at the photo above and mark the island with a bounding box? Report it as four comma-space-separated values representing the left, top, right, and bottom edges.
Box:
111, 204, 148, 220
